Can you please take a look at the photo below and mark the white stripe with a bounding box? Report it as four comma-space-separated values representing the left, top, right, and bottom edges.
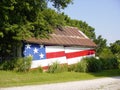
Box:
31, 56, 67, 68
46, 56, 67, 65
31, 60, 48, 68
65, 47, 92, 53
67, 57, 83, 65
67, 54, 95, 65
46, 46, 65, 53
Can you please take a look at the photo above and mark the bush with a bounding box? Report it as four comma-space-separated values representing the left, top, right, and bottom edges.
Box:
38, 66, 43, 73
0, 57, 32, 72
86, 57, 102, 72
60, 64, 68, 72
75, 60, 88, 72
30, 66, 43, 73
47, 62, 61, 73
100, 57, 119, 70
14, 57, 32, 72
0, 59, 16, 70
68, 64, 76, 72
75, 57, 102, 72
47, 62, 67, 73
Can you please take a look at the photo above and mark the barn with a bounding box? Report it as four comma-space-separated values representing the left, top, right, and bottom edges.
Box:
23, 26, 96, 69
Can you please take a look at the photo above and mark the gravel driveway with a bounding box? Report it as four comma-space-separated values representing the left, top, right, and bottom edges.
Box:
1, 76, 120, 90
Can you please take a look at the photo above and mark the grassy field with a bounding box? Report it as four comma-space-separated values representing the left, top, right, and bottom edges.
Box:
0, 69, 120, 87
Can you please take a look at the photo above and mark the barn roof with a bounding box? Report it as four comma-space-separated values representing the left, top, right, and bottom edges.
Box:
24, 26, 96, 47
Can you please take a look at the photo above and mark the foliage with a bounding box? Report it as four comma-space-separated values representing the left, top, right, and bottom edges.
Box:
47, 62, 61, 73
14, 57, 32, 72
47, 62, 67, 73
110, 40, 120, 58
99, 48, 114, 59
0, 57, 32, 72
37, 66, 43, 73
94, 35, 107, 56
48, 0, 73, 10
75, 57, 102, 72
75, 60, 88, 72
68, 64, 76, 72
100, 58, 119, 70
0, 0, 72, 39
86, 57, 103, 72
0, 58, 15, 70
30, 66, 43, 73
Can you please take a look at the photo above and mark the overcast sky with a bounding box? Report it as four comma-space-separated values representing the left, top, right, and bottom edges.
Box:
49, 0, 120, 45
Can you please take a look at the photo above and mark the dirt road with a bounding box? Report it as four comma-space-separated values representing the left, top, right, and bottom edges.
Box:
1, 76, 120, 90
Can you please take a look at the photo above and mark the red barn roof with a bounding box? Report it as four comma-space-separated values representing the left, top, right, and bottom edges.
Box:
24, 26, 96, 47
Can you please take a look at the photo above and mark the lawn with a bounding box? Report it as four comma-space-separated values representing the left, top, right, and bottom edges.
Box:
0, 69, 120, 87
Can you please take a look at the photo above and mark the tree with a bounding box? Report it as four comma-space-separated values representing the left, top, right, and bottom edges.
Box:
48, 0, 73, 10
110, 40, 120, 58
94, 35, 107, 56
99, 48, 114, 59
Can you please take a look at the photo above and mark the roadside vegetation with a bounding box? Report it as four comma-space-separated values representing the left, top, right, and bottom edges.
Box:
0, 56, 120, 87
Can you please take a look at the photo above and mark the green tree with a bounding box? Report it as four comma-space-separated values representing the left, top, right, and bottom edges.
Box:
99, 48, 114, 59
110, 40, 120, 58
94, 35, 107, 56
110, 40, 120, 54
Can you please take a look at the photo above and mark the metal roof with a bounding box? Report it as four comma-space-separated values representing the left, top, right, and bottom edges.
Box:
24, 26, 96, 47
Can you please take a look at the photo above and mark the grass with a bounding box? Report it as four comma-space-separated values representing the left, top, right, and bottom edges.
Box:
0, 69, 120, 87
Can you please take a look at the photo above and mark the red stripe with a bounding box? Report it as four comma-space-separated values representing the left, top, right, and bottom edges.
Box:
46, 51, 65, 59
66, 49, 95, 59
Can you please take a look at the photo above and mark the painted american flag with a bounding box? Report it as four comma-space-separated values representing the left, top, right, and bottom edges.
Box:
23, 43, 95, 68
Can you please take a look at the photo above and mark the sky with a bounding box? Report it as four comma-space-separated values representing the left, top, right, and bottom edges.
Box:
49, 0, 120, 45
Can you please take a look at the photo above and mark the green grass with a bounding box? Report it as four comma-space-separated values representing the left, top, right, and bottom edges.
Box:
0, 69, 120, 87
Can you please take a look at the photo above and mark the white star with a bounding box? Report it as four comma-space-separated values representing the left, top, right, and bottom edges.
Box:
40, 45, 44, 48
33, 48, 38, 53
26, 44, 31, 49
39, 53, 44, 59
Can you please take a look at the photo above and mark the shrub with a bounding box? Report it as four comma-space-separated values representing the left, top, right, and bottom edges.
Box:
68, 64, 76, 72
30, 66, 43, 73
75, 60, 88, 72
60, 64, 68, 72
86, 57, 102, 72
14, 57, 32, 72
47, 62, 67, 73
75, 57, 102, 72
0, 57, 32, 72
100, 57, 119, 70
37, 66, 43, 73
0, 59, 16, 70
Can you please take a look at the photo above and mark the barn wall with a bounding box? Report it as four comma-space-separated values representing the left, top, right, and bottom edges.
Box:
23, 43, 95, 69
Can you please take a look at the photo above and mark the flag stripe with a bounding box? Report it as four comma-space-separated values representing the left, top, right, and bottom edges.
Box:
46, 51, 65, 59
66, 49, 95, 59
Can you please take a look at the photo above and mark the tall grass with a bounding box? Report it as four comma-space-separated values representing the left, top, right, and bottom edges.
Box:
47, 62, 68, 73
